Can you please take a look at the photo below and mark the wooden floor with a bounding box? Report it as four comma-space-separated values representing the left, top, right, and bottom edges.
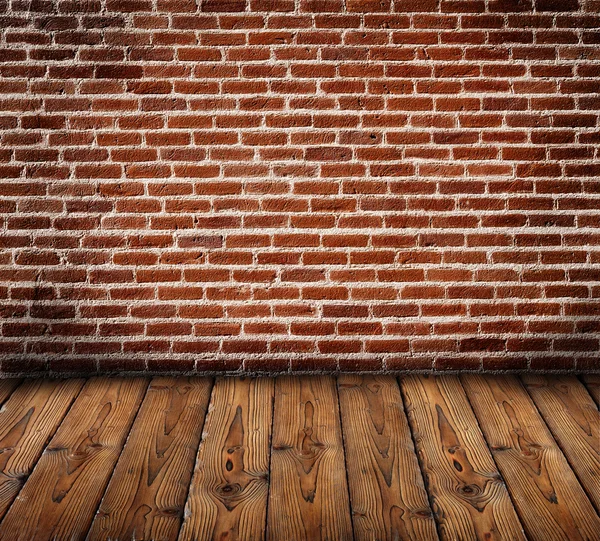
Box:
0, 375, 596, 540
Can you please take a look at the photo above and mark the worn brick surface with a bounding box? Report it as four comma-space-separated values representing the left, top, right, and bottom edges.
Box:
0, 0, 599, 374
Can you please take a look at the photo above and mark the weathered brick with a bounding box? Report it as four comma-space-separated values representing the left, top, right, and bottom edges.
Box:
0, 0, 597, 375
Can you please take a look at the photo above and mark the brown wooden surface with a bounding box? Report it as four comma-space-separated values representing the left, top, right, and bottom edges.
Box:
0, 379, 84, 521
0, 374, 596, 540
0, 380, 20, 406
462, 374, 600, 541
0, 377, 148, 541
88, 377, 212, 541
338, 375, 438, 541
522, 375, 600, 513
401, 375, 525, 541
267, 376, 353, 541
179, 377, 274, 541
582, 374, 600, 408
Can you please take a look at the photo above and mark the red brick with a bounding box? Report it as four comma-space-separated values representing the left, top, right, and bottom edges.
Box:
0, 0, 595, 375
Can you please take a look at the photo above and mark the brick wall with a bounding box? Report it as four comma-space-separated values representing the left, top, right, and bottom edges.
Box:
1, 0, 599, 375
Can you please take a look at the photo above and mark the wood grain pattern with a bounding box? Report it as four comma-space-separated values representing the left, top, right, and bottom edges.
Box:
400, 375, 525, 541
0, 374, 595, 541
462, 374, 600, 541
0, 380, 20, 406
338, 375, 438, 541
0, 377, 148, 541
88, 377, 212, 541
521, 375, 600, 513
581, 374, 600, 408
178, 377, 274, 541
267, 376, 352, 541
0, 378, 84, 521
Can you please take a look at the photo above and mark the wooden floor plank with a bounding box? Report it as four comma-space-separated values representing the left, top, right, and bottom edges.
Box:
462, 374, 600, 541
338, 375, 438, 541
0, 380, 21, 406
267, 376, 352, 541
0, 373, 594, 541
581, 374, 600, 408
87, 377, 212, 541
0, 378, 84, 521
521, 375, 600, 513
0, 377, 148, 541
178, 377, 274, 541
400, 375, 526, 541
